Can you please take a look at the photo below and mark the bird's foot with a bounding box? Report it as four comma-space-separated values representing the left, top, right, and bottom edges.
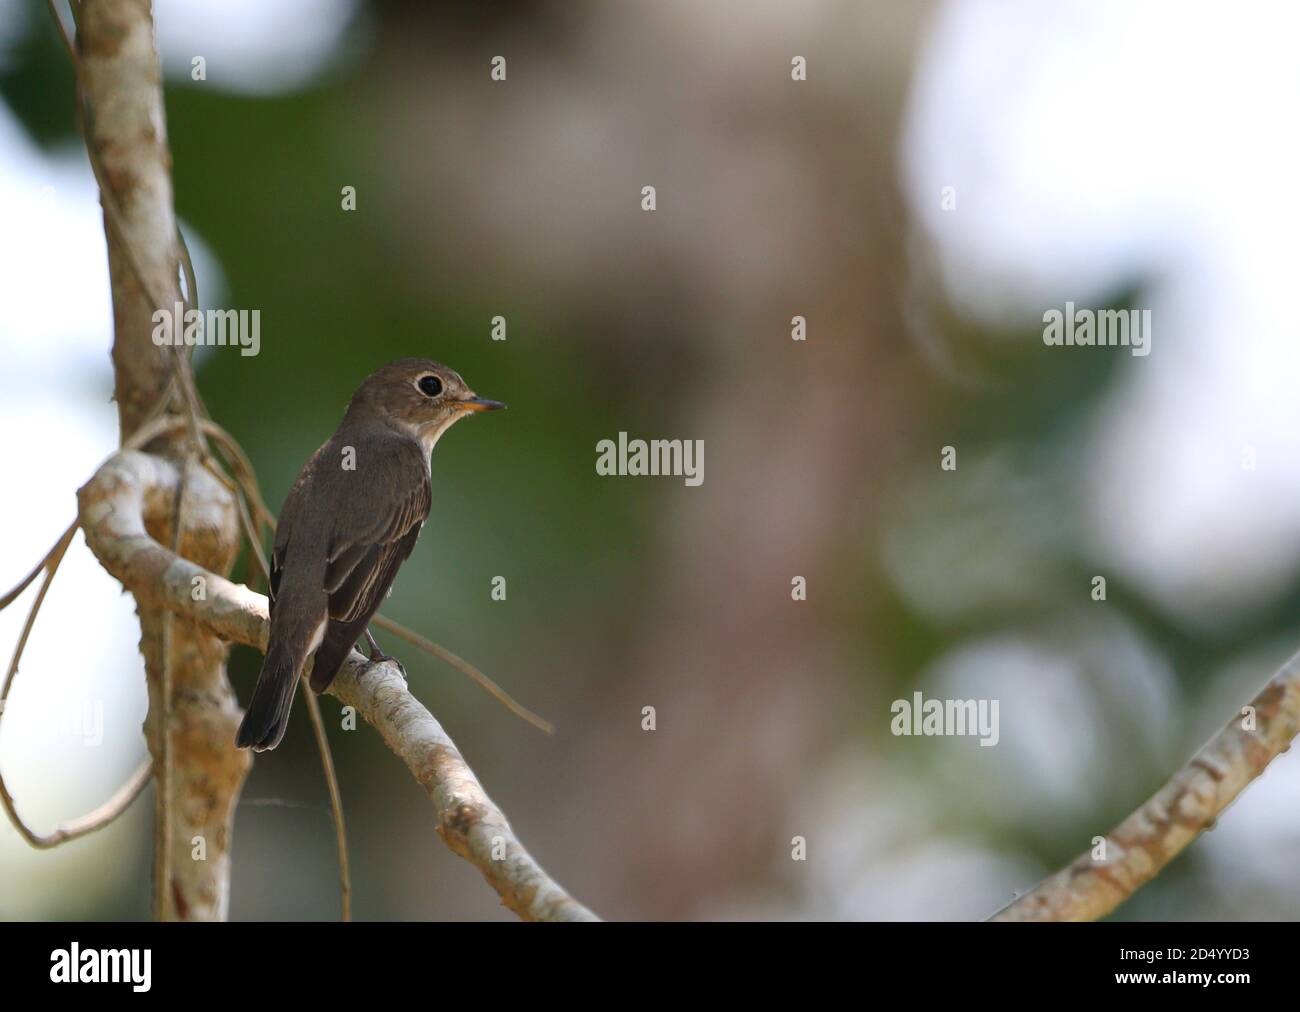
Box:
363, 650, 407, 682
360, 627, 406, 681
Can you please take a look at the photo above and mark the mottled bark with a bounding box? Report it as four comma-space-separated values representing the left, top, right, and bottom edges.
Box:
994, 654, 1300, 921
79, 0, 178, 439
77, 0, 249, 920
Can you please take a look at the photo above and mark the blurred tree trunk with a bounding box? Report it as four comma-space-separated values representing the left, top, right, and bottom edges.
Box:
78, 0, 248, 921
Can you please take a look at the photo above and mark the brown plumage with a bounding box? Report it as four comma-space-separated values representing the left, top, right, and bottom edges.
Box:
236, 359, 505, 752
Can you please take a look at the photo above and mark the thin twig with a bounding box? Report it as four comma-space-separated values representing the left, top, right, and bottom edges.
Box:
0, 526, 77, 706
0, 519, 79, 612
232, 478, 352, 922
0, 760, 151, 850
301, 687, 351, 921
0, 524, 149, 848
0, 386, 181, 621
372, 615, 555, 735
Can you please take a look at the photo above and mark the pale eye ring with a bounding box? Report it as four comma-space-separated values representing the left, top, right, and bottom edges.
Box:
417, 374, 443, 397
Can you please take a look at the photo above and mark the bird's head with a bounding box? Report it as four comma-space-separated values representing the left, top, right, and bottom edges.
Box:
347, 358, 505, 451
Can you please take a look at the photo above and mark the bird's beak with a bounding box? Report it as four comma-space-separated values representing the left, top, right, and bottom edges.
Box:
457, 396, 507, 413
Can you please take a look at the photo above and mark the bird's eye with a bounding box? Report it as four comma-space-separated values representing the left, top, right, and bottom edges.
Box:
417, 375, 443, 397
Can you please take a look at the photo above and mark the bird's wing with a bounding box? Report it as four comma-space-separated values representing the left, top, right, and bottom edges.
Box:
266, 443, 324, 618
323, 477, 431, 625
268, 546, 283, 617
307, 519, 427, 693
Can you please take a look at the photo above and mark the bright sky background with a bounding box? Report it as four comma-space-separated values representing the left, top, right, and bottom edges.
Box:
903, 0, 1300, 629
899, 0, 1300, 915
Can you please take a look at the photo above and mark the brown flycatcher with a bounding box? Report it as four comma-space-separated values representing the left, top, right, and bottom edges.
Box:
235, 358, 504, 752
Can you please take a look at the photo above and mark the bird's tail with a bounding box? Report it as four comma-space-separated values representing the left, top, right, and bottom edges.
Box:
236, 643, 301, 752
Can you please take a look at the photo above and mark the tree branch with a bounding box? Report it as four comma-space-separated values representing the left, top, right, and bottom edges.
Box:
78, 449, 599, 922
993, 649, 1300, 921
77, 0, 181, 439
68, 0, 250, 921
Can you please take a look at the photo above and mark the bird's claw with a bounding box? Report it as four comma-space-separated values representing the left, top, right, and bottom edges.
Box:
364, 651, 407, 681
359, 628, 405, 681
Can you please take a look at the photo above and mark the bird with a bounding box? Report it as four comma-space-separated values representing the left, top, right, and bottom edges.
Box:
235, 358, 505, 752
